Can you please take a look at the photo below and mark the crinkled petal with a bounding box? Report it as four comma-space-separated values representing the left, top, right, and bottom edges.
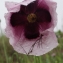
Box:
4, 0, 37, 38
5, 0, 36, 12
10, 31, 58, 56
4, 13, 24, 41
21, 0, 36, 6
38, 0, 57, 32
5, 1, 20, 12
45, 0, 57, 31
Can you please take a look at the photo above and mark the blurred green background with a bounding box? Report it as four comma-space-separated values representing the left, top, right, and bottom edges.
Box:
0, 30, 63, 63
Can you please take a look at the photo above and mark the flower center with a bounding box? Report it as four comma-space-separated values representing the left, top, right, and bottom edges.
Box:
27, 13, 37, 23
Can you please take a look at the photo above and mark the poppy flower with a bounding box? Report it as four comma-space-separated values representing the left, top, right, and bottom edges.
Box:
5, 0, 58, 56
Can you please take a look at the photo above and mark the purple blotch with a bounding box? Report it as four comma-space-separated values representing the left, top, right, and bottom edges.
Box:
24, 23, 39, 39
35, 8, 52, 23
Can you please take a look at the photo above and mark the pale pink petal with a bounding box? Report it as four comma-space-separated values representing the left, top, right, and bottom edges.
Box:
45, 0, 57, 31
21, 0, 36, 6
5, 1, 20, 12
5, 13, 24, 45
5, 0, 36, 12
38, 0, 57, 32
11, 31, 58, 56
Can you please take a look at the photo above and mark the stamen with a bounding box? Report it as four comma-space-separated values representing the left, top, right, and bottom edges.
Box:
27, 13, 37, 23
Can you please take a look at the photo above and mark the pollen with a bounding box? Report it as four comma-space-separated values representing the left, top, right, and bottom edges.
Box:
27, 13, 37, 23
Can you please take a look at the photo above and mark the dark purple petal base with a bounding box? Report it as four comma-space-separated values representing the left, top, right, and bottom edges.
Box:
24, 23, 39, 39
